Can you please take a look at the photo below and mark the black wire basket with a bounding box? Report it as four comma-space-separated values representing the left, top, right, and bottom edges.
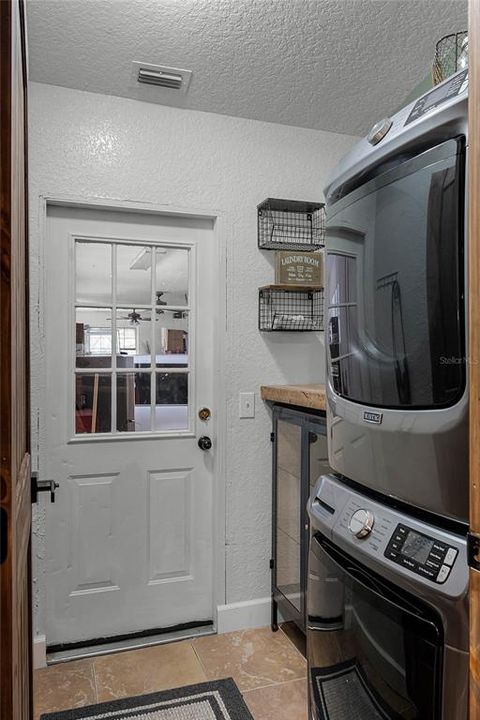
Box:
433, 31, 468, 85
259, 286, 324, 332
257, 198, 326, 251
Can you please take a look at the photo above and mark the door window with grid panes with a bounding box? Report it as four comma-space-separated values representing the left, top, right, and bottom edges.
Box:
74, 239, 191, 435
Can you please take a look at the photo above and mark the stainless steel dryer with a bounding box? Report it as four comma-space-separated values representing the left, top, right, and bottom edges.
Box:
323, 69, 468, 523
307, 474, 468, 720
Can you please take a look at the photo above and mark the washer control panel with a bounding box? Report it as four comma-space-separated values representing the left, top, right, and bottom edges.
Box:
309, 474, 467, 598
384, 524, 458, 584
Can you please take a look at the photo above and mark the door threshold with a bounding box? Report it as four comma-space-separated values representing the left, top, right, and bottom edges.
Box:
46, 623, 215, 665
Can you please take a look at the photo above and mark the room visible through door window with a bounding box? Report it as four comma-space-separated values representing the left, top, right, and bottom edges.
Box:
74, 239, 191, 435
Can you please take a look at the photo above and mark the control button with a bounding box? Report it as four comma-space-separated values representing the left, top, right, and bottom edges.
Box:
444, 548, 458, 567
349, 509, 375, 539
436, 564, 451, 584
417, 565, 436, 579
386, 550, 399, 560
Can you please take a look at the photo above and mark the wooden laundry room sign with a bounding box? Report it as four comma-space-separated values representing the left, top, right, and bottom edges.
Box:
275, 251, 323, 286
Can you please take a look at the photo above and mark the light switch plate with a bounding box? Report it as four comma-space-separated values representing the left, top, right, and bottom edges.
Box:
239, 392, 255, 418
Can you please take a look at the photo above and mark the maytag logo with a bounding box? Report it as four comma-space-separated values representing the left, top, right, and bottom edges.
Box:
363, 411, 383, 424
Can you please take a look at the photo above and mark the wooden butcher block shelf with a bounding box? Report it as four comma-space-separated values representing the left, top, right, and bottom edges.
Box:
260, 383, 326, 411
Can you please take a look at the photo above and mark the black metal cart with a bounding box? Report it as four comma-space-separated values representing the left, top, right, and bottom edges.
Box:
270, 404, 330, 633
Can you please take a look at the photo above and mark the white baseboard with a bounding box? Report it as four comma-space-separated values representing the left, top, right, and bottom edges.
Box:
33, 634, 47, 669
216, 597, 271, 634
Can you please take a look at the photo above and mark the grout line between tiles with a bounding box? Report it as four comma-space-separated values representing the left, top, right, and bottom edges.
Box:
190, 640, 210, 680
91, 658, 100, 703
241, 676, 307, 696
239, 675, 307, 695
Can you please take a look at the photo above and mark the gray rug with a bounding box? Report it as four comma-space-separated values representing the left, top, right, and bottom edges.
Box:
40, 678, 254, 720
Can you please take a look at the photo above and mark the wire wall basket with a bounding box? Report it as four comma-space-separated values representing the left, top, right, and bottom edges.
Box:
259, 286, 324, 332
433, 31, 468, 85
258, 198, 326, 251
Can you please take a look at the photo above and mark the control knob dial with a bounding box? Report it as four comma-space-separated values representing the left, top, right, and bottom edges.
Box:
367, 117, 392, 145
349, 509, 375, 538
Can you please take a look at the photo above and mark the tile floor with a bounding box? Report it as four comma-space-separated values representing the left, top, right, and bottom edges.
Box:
34, 625, 308, 720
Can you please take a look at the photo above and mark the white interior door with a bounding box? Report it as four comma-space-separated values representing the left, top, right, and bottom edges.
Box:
42, 204, 217, 646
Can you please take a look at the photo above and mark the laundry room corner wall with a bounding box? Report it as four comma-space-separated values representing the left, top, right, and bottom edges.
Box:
28, 82, 358, 646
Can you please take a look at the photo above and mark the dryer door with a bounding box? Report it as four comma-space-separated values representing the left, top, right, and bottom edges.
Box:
325, 137, 465, 410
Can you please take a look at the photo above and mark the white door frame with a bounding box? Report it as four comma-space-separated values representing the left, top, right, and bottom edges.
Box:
32, 194, 228, 635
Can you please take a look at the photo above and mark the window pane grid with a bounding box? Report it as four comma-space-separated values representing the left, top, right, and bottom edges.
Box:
74, 238, 191, 435
111, 243, 117, 432
74, 368, 190, 373
150, 247, 156, 432
75, 303, 191, 311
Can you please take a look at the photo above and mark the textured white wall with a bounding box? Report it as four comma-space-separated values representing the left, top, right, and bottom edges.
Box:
29, 81, 358, 638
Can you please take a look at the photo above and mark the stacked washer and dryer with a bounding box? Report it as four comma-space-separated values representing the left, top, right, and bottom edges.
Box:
307, 68, 469, 720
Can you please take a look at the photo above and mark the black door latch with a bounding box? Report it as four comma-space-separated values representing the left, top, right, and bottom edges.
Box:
31, 472, 59, 503
198, 436, 212, 451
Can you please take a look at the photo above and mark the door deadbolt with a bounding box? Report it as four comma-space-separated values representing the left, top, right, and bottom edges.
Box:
198, 407, 211, 421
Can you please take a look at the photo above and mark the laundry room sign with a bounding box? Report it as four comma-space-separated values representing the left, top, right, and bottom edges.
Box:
275, 251, 323, 286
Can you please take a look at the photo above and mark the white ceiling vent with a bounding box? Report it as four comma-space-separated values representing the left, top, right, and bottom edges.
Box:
131, 61, 192, 94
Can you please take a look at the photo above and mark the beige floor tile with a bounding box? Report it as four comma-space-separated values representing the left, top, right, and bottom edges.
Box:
34, 658, 96, 720
243, 678, 308, 720
93, 641, 207, 701
193, 627, 306, 692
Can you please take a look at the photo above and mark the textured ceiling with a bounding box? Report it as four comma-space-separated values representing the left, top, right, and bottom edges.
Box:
26, 0, 467, 136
